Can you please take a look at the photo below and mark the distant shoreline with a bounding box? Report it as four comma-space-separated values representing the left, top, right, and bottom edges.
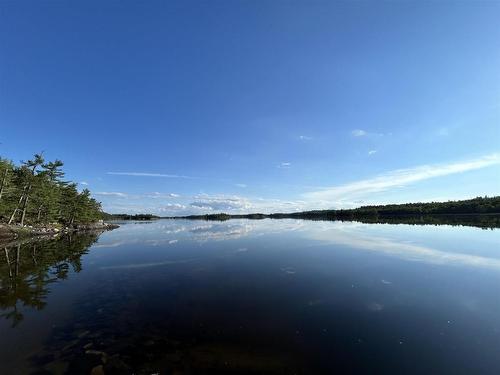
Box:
168, 196, 499, 218
160, 197, 500, 229
169, 211, 500, 220
162, 213, 500, 229
101, 197, 500, 229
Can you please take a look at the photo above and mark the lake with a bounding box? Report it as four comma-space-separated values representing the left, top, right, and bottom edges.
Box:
1, 219, 500, 374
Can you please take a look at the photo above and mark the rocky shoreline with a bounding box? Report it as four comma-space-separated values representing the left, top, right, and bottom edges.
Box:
0, 222, 119, 244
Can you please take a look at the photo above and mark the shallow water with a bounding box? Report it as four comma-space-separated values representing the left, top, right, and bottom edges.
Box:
1, 219, 500, 374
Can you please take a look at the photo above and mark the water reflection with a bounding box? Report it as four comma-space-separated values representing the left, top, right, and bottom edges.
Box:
1, 220, 500, 374
94, 219, 304, 249
304, 222, 500, 270
97, 219, 500, 271
186, 213, 500, 229
308, 214, 500, 229
0, 233, 99, 327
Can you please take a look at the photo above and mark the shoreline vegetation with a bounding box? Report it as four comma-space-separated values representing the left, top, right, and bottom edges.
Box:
0, 154, 118, 243
168, 196, 500, 229
101, 213, 161, 221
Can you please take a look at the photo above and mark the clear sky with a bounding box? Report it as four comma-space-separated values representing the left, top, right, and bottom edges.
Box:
1, 1, 499, 215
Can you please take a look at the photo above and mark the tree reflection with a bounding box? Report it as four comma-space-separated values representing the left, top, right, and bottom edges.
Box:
0, 233, 99, 327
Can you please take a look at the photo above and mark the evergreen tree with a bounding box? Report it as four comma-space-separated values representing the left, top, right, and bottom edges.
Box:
0, 158, 15, 219
0, 153, 104, 226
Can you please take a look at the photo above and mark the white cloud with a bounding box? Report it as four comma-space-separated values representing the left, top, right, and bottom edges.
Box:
107, 172, 192, 178
95, 191, 128, 198
368, 150, 377, 155
352, 129, 389, 137
351, 129, 367, 137
278, 162, 292, 168
146, 192, 181, 199
235, 183, 247, 188
158, 203, 187, 211
80, 181, 89, 185
172, 194, 307, 215
298, 135, 313, 141
304, 153, 500, 203
190, 195, 252, 211
100, 192, 312, 216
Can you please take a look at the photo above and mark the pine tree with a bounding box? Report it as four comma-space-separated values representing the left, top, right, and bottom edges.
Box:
8, 154, 45, 226
0, 158, 15, 219
1, 153, 104, 226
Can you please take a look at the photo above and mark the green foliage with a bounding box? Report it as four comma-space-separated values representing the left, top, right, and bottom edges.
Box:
0, 154, 103, 226
346, 196, 500, 215
101, 213, 160, 221
268, 196, 500, 219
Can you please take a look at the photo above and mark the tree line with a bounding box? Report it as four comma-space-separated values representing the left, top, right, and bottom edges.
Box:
177, 196, 500, 228
101, 213, 160, 221
0, 153, 103, 226
269, 196, 500, 219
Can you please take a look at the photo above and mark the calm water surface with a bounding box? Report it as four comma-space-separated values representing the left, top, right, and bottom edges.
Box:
1, 219, 500, 374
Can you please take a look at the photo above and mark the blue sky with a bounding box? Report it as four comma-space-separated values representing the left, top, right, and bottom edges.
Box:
1, 1, 499, 215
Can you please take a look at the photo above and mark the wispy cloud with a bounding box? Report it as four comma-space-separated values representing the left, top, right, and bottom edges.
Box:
298, 135, 313, 141
278, 162, 292, 169
80, 181, 89, 186
107, 172, 193, 178
304, 153, 500, 202
97, 153, 500, 215
351, 129, 390, 137
351, 129, 367, 137
235, 183, 247, 188
146, 192, 181, 199
95, 191, 128, 197
368, 150, 377, 155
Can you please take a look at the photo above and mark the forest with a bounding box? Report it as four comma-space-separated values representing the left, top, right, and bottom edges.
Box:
0, 154, 103, 227
269, 196, 500, 218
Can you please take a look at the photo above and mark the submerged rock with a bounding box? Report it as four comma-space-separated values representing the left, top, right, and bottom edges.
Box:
90, 364, 105, 375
